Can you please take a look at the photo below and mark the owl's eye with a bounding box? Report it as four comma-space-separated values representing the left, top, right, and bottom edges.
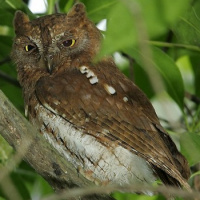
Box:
62, 39, 75, 47
24, 44, 35, 52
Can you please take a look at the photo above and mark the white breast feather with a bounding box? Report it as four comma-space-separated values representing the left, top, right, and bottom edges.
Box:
34, 104, 156, 191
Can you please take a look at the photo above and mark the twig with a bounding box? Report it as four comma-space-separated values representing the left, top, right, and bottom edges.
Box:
0, 56, 20, 87
0, 70, 20, 87
121, 52, 135, 82
185, 91, 200, 105
184, 102, 193, 119
0, 57, 11, 66
41, 184, 200, 200
0, 176, 23, 200
148, 41, 200, 52
163, 30, 174, 52
54, 1, 60, 13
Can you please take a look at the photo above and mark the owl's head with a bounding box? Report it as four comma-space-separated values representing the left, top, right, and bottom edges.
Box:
11, 3, 102, 73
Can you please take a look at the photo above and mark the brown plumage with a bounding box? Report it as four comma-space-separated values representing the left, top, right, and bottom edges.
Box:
11, 3, 190, 192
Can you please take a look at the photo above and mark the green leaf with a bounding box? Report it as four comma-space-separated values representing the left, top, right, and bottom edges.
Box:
0, 11, 14, 27
0, 0, 33, 19
180, 133, 200, 166
99, 1, 137, 57
0, 135, 13, 166
173, 0, 200, 45
152, 47, 184, 110
99, 0, 190, 57
10, 173, 31, 200
124, 46, 184, 110
59, 0, 74, 13
0, 36, 13, 56
4, 0, 25, 10
189, 54, 200, 97
127, 62, 155, 99
80, 0, 117, 23
139, 0, 191, 37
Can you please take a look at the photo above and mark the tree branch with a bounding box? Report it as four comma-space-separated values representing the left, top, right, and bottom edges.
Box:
42, 184, 200, 200
0, 70, 20, 87
0, 90, 114, 200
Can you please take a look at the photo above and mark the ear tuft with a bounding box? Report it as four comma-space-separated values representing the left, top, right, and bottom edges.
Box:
74, 3, 86, 13
67, 3, 87, 23
14, 11, 30, 32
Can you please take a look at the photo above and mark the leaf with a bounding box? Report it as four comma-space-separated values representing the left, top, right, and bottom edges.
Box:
152, 47, 185, 110
180, 132, 200, 166
126, 62, 155, 99
139, 0, 191, 37
80, 0, 117, 22
124, 47, 184, 110
59, 0, 74, 13
173, 0, 200, 45
0, 11, 14, 27
0, 0, 33, 19
99, 0, 190, 57
4, 0, 24, 10
0, 36, 13, 56
189, 54, 200, 97
10, 173, 31, 200
99, 1, 137, 57
0, 135, 13, 166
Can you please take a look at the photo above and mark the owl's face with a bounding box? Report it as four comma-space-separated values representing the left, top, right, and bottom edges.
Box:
11, 3, 102, 73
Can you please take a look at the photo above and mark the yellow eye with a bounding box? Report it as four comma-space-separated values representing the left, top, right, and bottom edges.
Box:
63, 39, 75, 47
24, 44, 35, 52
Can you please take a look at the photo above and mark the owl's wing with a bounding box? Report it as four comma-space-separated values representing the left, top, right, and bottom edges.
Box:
35, 63, 190, 188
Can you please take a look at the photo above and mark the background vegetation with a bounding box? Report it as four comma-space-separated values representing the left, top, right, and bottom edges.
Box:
0, 0, 200, 199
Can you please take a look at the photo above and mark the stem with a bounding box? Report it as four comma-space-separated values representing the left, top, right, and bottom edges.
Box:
148, 41, 200, 52
47, 0, 55, 14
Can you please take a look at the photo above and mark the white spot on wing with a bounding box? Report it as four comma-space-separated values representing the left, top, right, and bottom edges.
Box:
123, 97, 128, 102
104, 84, 116, 95
79, 66, 98, 85
80, 66, 88, 74
89, 76, 98, 84
86, 70, 95, 78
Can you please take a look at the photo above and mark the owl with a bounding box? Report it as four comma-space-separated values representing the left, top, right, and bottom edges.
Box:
11, 3, 190, 193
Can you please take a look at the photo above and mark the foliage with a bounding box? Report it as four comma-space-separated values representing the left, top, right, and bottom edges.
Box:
0, 0, 200, 199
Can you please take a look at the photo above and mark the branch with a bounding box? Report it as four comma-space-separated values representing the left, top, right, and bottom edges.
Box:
0, 57, 11, 66
185, 91, 200, 105
41, 184, 200, 200
121, 52, 135, 82
0, 90, 114, 200
0, 70, 20, 87
0, 56, 20, 87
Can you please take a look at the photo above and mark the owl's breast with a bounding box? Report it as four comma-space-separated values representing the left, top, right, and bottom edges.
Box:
32, 103, 156, 189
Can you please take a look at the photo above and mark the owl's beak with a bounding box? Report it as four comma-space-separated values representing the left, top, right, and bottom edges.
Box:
47, 55, 54, 74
